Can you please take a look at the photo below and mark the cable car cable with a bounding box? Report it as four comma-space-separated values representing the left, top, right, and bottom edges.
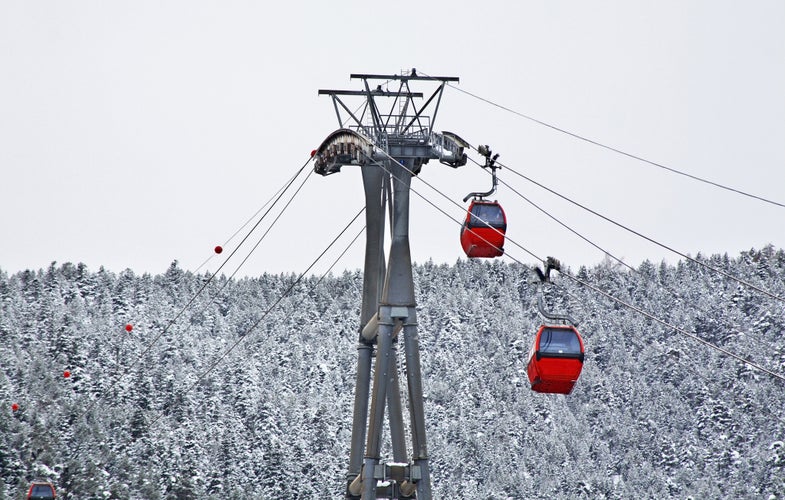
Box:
131, 157, 311, 360
422, 70, 785, 210
467, 155, 638, 275
221, 169, 314, 283
364, 146, 597, 318
357, 147, 535, 261
79, 155, 314, 420
62, 156, 314, 472
159, 169, 317, 340
558, 268, 785, 384
497, 159, 785, 304
468, 152, 782, 367
329, 135, 784, 389
367, 147, 785, 384
142, 206, 366, 433
536, 254, 785, 384
184, 206, 365, 380
309, 225, 365, 293
95, 209, 365, 455
286, 224, 366, 345
65, 205, 364, 474
468, 157, 781, 366
193, 166, 305, 274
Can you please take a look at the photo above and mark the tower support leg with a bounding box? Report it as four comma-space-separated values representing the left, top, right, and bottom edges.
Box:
388, 342, 408, 464
403, 320, 431, 500
362, 309, 395, 499
346, 343, 373, 495
347, 163, 387, 497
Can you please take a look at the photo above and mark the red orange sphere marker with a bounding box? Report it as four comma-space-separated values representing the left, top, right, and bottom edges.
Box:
214, 245, 223, 254
310, 149, 317, 157
12, 403, 19, 412
125, 324, 133, 332
63, 370, 71, 378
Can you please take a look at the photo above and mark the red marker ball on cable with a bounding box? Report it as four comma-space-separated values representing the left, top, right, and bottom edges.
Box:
125, 324, 133, 332
63, 370, 71, 378
214, 245, 223, 254
12, 403, 19, 412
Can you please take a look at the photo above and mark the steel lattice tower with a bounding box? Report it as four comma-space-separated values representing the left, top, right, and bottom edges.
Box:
313, 70, 468, 499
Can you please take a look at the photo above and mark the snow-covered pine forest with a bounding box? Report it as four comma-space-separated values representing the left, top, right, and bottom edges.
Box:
1, 247, 784, 499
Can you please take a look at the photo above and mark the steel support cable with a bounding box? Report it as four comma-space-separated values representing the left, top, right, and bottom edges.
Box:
292, 225, 366, 344
350, 135, 785, 387
80, 155, 314, 418
131, 157, 311, 360
311, 226, 366, 288
165, 169, 316, 333
223, 169, 315, 283
357, 146, 540, 262
361, 153, 539, 263
558, 269, 785, 384
527, 249, 785, 424
366, 148, 785, 385
363, 152, 581, 313
468, 157, 780, 364
498, 160, 785, 304
467, 156, 638, 275
409, 71, 785, 377
429, 74, 785, 210
367, 159, 584, 333
485, 161, 785, 384
143, 206, 367, 432
194, 166, 305, 274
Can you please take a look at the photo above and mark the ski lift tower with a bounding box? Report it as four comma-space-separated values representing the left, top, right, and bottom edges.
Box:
313, 70, 469, 499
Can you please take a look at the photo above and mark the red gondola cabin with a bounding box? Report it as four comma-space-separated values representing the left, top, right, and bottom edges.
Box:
27, 481, 56, 500
526, 325, 585, 395
460, 200, 506, 258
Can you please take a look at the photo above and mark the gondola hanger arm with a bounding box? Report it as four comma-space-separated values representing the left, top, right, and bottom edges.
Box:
533, 256, 579, 326
463, 144, 501, 202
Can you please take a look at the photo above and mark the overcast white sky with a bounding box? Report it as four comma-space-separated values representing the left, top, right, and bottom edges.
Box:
1, 1, 783, 278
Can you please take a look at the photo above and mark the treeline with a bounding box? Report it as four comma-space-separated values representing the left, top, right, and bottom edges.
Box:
1, 247, 784, 498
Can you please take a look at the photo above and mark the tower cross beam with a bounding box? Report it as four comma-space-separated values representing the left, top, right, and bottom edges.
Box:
350, 73, 459, 83
318, 90, 424, 98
